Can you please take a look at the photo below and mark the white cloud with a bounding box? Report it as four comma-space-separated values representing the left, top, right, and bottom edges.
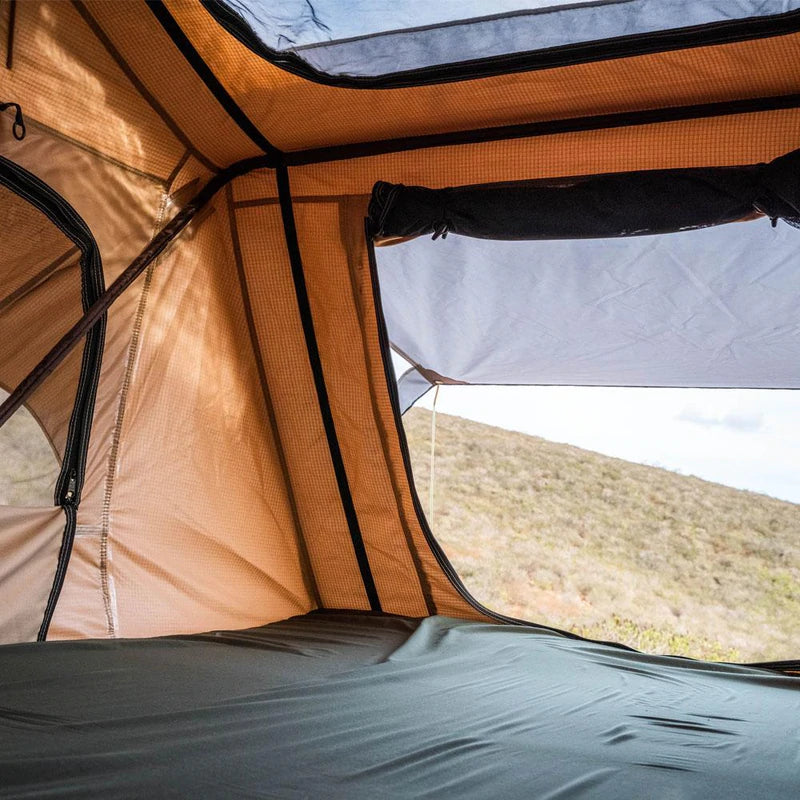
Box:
676, 406, 764, 433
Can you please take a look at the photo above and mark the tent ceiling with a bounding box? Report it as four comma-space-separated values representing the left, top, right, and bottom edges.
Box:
143, 0, 800, 157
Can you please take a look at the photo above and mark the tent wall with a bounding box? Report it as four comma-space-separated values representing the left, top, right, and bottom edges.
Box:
0, 505, 67, 642
2, 1, 184, 179
228, 182, 371, 612
3, 0, 800, 640
54, 193, 316, 638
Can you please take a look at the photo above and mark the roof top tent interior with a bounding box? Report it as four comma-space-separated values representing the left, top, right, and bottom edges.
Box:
0, 1, 799, 797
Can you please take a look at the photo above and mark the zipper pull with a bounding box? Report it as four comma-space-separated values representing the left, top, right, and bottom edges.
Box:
0, 101, 25, 140
64, 470, 77, 504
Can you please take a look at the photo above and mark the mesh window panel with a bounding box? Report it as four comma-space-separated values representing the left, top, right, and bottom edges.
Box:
376, 217, 800, 405
0, 185, 84, 395
0, 166, 101, 471
204, 0, 800, 80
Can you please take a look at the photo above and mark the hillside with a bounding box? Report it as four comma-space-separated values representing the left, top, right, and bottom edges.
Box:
404, 407, 800, 662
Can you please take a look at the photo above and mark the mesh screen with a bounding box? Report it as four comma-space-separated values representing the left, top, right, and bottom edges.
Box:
0, 177, 91, 459
376, 216, 800, 410
207, 0, 800, 79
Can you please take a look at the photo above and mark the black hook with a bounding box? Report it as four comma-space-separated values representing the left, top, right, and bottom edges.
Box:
0, 101, 25, 140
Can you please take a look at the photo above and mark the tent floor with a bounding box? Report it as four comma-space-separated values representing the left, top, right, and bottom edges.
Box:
1, 611, 798, 798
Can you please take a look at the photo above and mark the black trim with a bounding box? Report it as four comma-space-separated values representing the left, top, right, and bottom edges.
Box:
201, 0, 800, 90
276, 165, 381, 612
0, 155, 106, 640
144, 0, 281, 163
285, 93, 800, 166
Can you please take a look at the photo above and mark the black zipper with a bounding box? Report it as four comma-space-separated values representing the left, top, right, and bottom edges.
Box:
0, 151, 106, 639
363, 220, 799, 677
0, 154, 106, 505
201, 1, 800, 90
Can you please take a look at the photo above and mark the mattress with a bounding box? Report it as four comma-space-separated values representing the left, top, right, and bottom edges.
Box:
1, 611, 798, 798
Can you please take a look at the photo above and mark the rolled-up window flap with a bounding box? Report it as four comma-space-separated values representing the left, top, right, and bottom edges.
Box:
369, 147, 800, 243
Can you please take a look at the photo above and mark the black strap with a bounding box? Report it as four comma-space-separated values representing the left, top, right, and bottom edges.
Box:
276, 164, 381, 612
145, 1, 281, 163
285, 93, 800, 166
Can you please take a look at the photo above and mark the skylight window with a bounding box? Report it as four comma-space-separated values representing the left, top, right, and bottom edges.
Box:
204, 0, 800, 81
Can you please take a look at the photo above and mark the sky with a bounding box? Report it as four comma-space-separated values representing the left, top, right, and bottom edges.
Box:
414, 384, 800, 505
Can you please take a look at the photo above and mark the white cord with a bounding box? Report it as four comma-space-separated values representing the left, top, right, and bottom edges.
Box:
429, 384, 439, 528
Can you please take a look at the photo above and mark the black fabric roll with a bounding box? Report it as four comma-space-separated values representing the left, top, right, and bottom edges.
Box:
369, 148, 800, 241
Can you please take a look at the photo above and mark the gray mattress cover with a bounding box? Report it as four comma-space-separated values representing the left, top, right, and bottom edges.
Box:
1, 612, 798, 798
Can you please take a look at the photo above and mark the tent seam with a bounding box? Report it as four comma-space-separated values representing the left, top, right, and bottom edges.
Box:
99, 191, 169, 638
71, 0, 221, 174
224, 184, 322, 609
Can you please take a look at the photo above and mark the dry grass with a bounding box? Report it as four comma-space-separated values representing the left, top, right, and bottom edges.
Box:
405, 407, 800, 662
0, 398, 59, 506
